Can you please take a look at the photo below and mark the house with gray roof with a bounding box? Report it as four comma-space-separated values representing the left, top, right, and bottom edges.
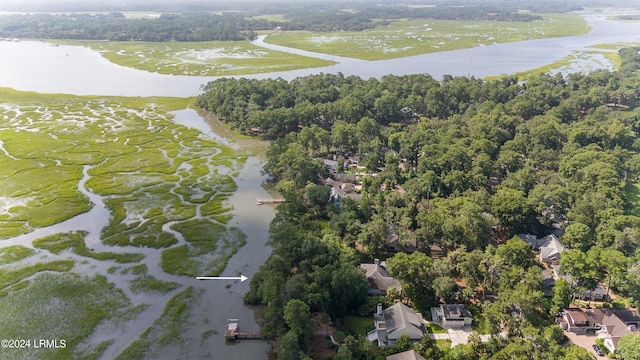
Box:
551, 265, 608, 301
386, 350, 426, 360
519, 233, 564, 264
368, 303, 426, 347
360, 259, 401, 296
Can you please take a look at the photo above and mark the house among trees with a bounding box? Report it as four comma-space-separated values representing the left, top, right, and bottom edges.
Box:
551, 265, 608, 301
558, 308, 640, 353
386, 226, 417, 253
519, 233, 564, 264
386, 350, 426, 360
431, 304, 474, 328
323, 159, 338, 173
360, 259, 401, 296
368, 303, 426, 347
323, 173, 361, 204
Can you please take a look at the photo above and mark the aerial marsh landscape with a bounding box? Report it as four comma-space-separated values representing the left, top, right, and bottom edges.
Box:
60, 40, 334, 76
0, 87, 247, 358
264, 13, 590, 60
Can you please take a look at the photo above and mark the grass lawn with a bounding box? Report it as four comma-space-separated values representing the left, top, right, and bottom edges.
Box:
436, 339, 452, 349
626, 182, 640, 216
343, 315, 374, 336
425, 322, 448, 334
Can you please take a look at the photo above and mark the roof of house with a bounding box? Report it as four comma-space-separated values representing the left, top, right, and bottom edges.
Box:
386, 227, 417, 251
539, 234, 564, 261
601, 310, 632, 347
518, 234, 538, 248
441, 304, 473, 320
541, 268, 555, 296
579, 285, 607, 297
323, 159, 338, 168
518, 234, 564, 261
583, 308, 605, 325
360, 262, 401, 293
341, 182, 356, 192
564, 308, 589, 326
613, 309, 640, 324
379, 303, 426, 341
330, 186, 361, 203
387, 350, 426, 360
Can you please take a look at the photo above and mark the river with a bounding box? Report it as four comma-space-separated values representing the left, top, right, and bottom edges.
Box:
0, 14, 640, 97
0, 11, 639, 360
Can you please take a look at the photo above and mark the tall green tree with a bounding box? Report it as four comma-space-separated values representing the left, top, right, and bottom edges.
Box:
617, 333, 640, 360
386, 252, 435, 310
283, 299, 315, 349
550, 278, 571, 316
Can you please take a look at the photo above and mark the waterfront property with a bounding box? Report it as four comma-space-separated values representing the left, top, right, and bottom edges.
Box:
368, 303, 426, 347
224, 319, 261, 341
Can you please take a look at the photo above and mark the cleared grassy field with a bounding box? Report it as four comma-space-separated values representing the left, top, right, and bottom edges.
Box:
264, 13, 589, 60
57, 40, 334, 76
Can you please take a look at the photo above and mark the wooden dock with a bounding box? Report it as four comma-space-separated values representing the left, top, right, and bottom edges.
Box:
225, 319, 261, 341
256, 198, 285, 205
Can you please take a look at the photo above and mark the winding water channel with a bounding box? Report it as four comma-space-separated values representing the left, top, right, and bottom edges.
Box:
0, 11, 640, 360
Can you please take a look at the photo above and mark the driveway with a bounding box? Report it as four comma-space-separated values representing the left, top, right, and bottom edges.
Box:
564, 331, 607, 358
426, 325, 492, 347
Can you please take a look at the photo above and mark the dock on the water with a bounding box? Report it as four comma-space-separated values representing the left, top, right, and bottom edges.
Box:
225, 319, 261, 341
256, 198, 285, 205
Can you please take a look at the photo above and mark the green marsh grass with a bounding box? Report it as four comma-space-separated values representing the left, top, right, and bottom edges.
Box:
161, 222, 246, 276
130, 274, 180, 294
57, 40, 334, 76
0, 272, 133, 359
0, 88, 251, 357
115, 287, 195, 360
0, 245, 33, 265
33, 231, 144, 263
265, 13, 590, 60
0, 260, 74, 290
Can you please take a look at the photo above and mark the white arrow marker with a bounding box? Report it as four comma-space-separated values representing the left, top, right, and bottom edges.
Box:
196, 275, 248, 282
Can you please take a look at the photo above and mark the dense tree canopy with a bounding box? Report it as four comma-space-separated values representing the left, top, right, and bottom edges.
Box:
231, 47, 640, 359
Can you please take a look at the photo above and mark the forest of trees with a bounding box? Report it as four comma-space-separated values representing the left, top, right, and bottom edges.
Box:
0, 13, 269, 41
198, 47, 640, 359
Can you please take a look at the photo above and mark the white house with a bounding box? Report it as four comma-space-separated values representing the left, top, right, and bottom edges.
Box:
431, 304, 473, 328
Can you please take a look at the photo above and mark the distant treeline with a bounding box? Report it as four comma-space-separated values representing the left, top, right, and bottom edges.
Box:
0, 13, 269, 41
273, 6, 543, 33
0, 4, 550, 41
5, 0, 640, 14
